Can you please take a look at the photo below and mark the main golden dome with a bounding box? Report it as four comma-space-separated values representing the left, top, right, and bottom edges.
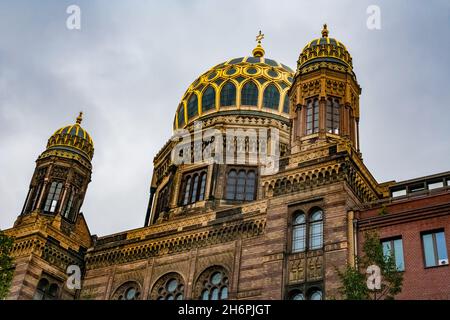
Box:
298, 24, 353, 70
46, 112, 94, 161
174, 37, 294, 130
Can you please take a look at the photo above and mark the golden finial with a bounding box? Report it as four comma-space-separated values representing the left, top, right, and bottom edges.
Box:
321, 24, 329, 38
76, 111, 83, 124
256, 30, 264, 44
252, 30, 265, 57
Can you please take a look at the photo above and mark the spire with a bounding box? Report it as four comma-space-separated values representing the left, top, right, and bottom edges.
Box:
252, 30, 265, 58
321, 24, 329, 38
76, 111, 83, 125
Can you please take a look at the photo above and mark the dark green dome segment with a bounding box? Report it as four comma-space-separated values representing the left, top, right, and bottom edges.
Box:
46, 112, 94, 161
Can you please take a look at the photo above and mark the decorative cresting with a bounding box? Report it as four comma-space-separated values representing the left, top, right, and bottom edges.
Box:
46, 112, 94, 161
298, 24, 353, 70
174, 34, 294, 130
149, 272, 185, 300
262, 160, 378, 203
85, 218, 266, 269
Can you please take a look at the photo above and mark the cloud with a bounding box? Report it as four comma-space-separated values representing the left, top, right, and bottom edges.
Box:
1, 0, 449, 236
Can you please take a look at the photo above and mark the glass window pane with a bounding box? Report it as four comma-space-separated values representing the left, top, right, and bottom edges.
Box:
263, 84, 280, 110
309, 222, 323, 249
211, 288, 219, 300
220, 82, 236, 106
220, 287, 228, 300
202, 86, 216, 112
294, 213, 305, 224
435, 232, 448, 261
187, 94, 198, 119
201, 290, 209, 300
191, 175, 199, 203
211, 272, 222, 285
241, 81, 258, 106
309, 290, 322, 300
393, 239, 405, 271
292, 292, 305, 300
166, 279, 178, 293
292, 225, 306, 252
423, 233, 436, 267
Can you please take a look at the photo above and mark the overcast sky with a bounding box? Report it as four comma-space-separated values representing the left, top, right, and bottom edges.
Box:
1, 0, 449, 237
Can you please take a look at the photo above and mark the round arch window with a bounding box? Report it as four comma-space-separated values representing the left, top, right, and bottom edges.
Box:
112, 282, 141, 300
195, 266, 229, 300
150, 273, 185, 300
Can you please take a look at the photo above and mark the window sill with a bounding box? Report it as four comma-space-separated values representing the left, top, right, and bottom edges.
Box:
424, 264, 449, 270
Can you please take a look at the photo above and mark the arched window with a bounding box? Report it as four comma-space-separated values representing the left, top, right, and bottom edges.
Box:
150, 273, 185, 300
199, 172, 207, 201
182, 176, 192, 205
306, 98, 319, 134
283, 95, 290, 113
225, 168, 257, 201
220, 82, 236, 107
289, 287, 323, 300
195, 266, 229, 300
292, 212, 306, 252
33, 278, 59, 300
245, 171, 256, 201
235, 171, 246, 201
43, 181, 63, 213
241, 81, 258, 106
290, 290, 305, 300
62, 188, 77, 221
308, 288, 323, 300
191, 174, 199, 203
187, 94, 198, 119
202, 86, 216, 112
291, 208, 323, 252
177, 105, 185, 128
154, 183, 171, 222
112, 281, 141, 300
326, 97, 340, 134
180, 169, 208, 205
30, 183, 43, 213
225, 170, 237, 200
263, 84, 280, 110
309, 209, 323, 250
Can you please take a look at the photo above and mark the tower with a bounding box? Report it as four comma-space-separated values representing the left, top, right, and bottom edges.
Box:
5, 113, 94, 300
290, 24, 361, 155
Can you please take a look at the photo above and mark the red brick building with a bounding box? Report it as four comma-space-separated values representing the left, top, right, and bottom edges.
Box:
356, 172, 450, 299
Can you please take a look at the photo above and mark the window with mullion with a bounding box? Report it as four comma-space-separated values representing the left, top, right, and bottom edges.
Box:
43, 181, 64, 213
220, 82, 236, 107
241, 81, 258, 106
180, 169, 207, 206
381, 238, 405, 271
191, 174, 199, 203
62, 188, 77, 221
225, 168, 257, 201
292, 212, 306, 252
422, 230, 448, 267
202, 86, 216, 112
326, 97, 340, 134
306, 98, 319, 135
182, 177, 191, 205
